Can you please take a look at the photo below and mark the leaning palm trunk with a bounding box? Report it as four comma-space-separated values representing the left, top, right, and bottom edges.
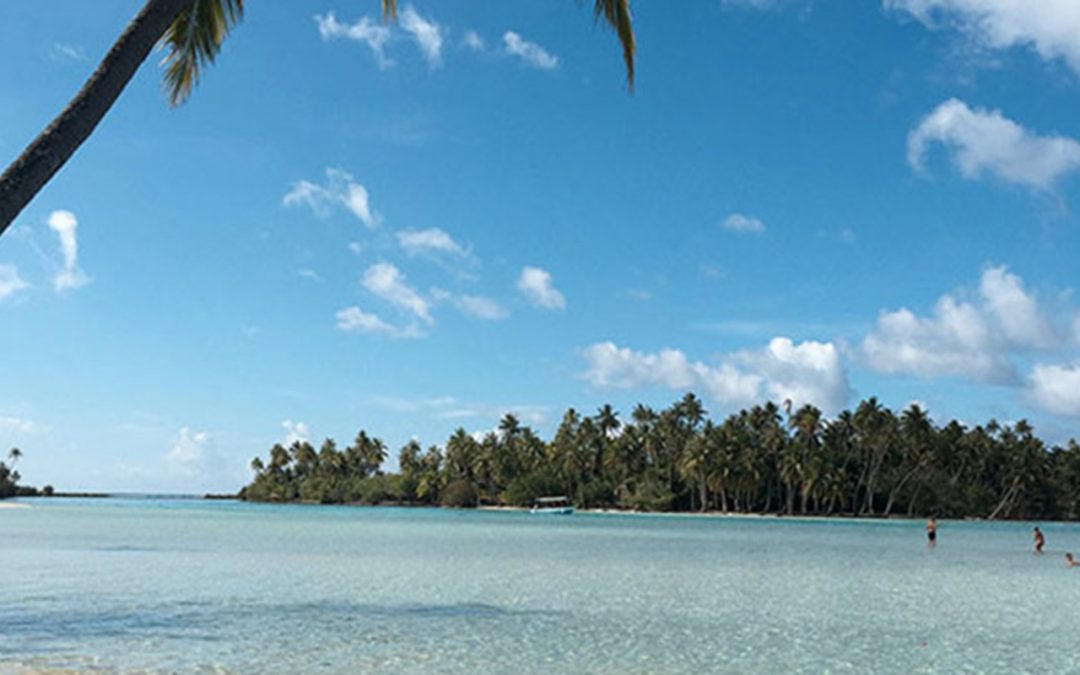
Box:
987, 476, 1022, 520
0, 0, 192, 235
883, 463, 924, 516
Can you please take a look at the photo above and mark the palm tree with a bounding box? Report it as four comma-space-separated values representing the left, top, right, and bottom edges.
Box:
0, 0, 635, 236
7, 448, 22, 467
883, 404, 933, 516
0, 0, 242, 234
852, 397, 896, 515
346, 430, 388, 477
790, 405, 822, 514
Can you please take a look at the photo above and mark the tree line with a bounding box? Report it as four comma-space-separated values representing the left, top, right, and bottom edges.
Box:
0, 448, 48, 498
240, 394, 1080, 520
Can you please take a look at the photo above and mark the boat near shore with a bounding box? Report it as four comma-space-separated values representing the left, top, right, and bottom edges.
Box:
530, 496, 574, 515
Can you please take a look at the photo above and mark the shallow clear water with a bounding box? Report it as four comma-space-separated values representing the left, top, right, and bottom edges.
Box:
1, 498, 1078, 674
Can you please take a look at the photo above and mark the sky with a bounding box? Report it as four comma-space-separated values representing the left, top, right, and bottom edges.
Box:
2, 0, 1080, 493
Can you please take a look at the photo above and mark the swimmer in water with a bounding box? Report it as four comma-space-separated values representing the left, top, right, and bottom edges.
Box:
1066, 553, 1078, 567
926, 518, 937, 548
1034, 527, 1045, 554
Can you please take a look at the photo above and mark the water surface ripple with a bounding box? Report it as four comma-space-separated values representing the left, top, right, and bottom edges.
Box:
1, 498, 1078, 673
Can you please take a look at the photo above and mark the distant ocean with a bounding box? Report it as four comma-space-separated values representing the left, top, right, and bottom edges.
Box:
2, 497, 1078, 673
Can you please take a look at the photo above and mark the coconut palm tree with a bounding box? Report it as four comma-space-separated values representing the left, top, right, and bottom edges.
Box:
7, 448, 22, 467
0, 0, 635, 236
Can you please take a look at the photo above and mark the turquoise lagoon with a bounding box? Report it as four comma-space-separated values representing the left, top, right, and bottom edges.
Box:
2, 498, 1079, 673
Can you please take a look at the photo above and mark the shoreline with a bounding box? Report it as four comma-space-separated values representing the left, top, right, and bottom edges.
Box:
478, 505, 960, 523
12, 494, 1069, 523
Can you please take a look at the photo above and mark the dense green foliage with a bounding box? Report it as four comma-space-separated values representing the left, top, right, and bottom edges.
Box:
0, 448, 40, 498
241, 395, 1080, 520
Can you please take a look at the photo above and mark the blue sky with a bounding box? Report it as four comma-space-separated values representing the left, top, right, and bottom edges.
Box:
3, 0, 1080, 492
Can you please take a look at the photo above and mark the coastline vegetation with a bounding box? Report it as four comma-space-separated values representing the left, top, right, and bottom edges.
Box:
0, 448, 48, 498
240, 395, 1080, 520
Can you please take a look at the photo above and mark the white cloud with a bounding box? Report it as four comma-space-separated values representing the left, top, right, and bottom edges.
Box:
859, 295, 1006, 383
363, 262, 432, 324
456, 294, 508, 320
722, 0, 783, 9
857, 265, 1059, 384
297, 268, 321, 281
908, 98, 1080, 190
399, 6, 443, 68
430, 288, 507, 320
885, 0, 1080, 75
503, 31, 558, 70
282, 419, 310, 446
1027, 363, 1080, 417
48, 42, 87, 62
517, 266, 565, 310
336, 305, 421, 338
283, 168, 378, 227
0, 415, 37, 434
397, 228, 467, 257
315, 12, 393, 69
47, 210, 90, 291
164, 427, 218, 477
0, 265, 28, 301
978, 266, 1056, 349
582, 337, 851, 413
722, 213, 766, 234
365, 394, 545, 425
462, 30, 485, 52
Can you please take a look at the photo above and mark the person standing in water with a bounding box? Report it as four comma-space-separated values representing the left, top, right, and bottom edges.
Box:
926, 518, 937, 548
1066, 553, 1078, 568
1034, 527, 1045, 554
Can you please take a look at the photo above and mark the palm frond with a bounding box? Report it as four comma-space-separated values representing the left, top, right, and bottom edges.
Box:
161, 0, 244, 107
593, 0, 636, 89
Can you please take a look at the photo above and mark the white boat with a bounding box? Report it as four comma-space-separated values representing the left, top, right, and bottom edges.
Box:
531, 496, 575, 514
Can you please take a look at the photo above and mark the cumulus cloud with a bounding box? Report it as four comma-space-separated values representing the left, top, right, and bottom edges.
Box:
582, 338, 851, 413
503, 32, 558, 70
336, 305, 421, 338
282, 419, 310, 446
462, 30, 485, 52
857, 265, 1059, 384
722, 213, 766, 234
315, 12, 393, 69
164, 427, 218, 477
363, 262, 432, 324
517, 266, 565, 310
885, 0, 1080, 75
908, 99, 1080, 190
283, 168, 378, 227
397, 228, 467, 257
399, 6, 443, 67
0, 265, 28, 301
1027, 363, 1080, 417
979, 266, 1056, 349
47, 210, 90, 291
